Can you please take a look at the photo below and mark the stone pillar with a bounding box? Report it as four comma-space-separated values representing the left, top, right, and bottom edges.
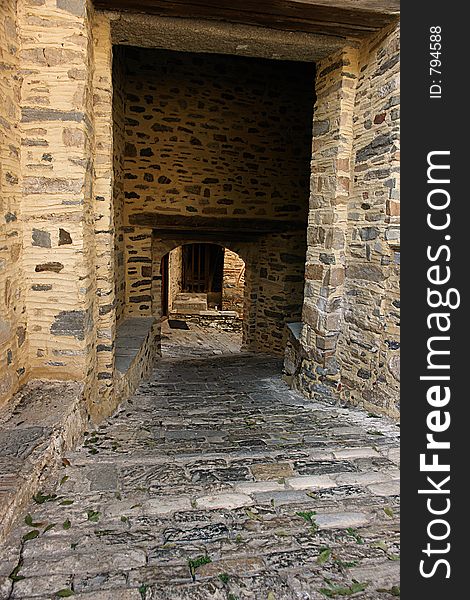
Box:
19, 0, 97, 387
240, 246, 259, 353
91, 13, 116, 411
0, 0, 28, 407
299, 45, 359, 399
222, 248, 245, 314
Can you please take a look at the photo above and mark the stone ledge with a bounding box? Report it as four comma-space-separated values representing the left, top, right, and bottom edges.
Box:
114, 317, 158, 406
115, 317, 156, 374
286, 321, 302, 341
0, 380, 86, 543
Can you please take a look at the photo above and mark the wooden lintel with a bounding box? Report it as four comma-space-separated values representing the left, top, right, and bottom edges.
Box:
129, 212, 306, 234
94, 0, 399, 38
152, 230, 259, 243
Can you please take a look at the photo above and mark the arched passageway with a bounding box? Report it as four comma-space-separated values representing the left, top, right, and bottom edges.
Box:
159, 243, 246, 357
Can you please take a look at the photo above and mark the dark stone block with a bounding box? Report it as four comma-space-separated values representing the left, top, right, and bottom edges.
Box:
131, 279, 151, 288
129, 295, 152, 303
356, 133, 393, 163
124, 143, 137, 157
59, 228, 72, 245
184, 185, 201, 194
376, 54, 400, 77
280, 253, 303, 264
97, 372, 113, 380
35, 262, 63, 273
128, 257, 152, 263
21, 108, 86, 123
359, 227, 380, 241
319, 253, 336, 265
346, 264, 386, 282
56, 0, 85, 17
295, 460, 358, 475
31, 284, 52, 291
365, 168, 391, 180
313, 119, 330, 136
0, 427, 50, 459
357, 368, 371, 379
99, 304, 114, 316
50, 309, 91, 340
32, 229, 51, 248
16, 326, 26, 347
97, 344, 114, 352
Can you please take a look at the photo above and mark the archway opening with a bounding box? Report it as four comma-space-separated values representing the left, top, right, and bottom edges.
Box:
112, 46, 314, 366
159, 243, 245, 357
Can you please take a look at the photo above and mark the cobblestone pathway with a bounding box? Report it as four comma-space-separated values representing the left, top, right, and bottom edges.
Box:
161, 320, 241, 358
1, 328, 400, 600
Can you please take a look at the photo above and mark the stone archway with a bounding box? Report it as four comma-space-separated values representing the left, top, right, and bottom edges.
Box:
151, 236, 257, 353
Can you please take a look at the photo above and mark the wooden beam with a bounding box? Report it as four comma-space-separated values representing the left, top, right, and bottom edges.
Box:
152, 230, 260, 243
94, 0, 399, 38
130, 212, 306, 234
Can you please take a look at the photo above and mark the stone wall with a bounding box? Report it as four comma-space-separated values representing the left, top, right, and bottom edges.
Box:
222, 248, 245, 314
0, 0, 28, 408
112, 44, 126, 326
339, 23, 400, 417
296, 43, 359, 403
18, 0, 98, 394
121, 48, 314, 223
291, 23, 400, 418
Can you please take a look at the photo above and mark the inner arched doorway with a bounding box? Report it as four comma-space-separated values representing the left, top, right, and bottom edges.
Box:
162, 243, 245, 316
155, 240, 248, 357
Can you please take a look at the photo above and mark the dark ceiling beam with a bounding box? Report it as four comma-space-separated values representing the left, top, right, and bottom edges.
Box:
129, 212, 306, 235
94, 0, 399, 38
152, 230, 260, 243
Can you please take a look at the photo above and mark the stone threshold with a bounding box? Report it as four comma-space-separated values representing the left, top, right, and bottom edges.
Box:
0, 380, 87, 543
170, 309, 239, 317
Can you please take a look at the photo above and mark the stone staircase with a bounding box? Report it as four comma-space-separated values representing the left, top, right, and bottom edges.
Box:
171, 292, 208, 313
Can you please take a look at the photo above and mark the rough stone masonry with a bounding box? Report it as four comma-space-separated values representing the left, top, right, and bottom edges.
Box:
0, 0, 399, 549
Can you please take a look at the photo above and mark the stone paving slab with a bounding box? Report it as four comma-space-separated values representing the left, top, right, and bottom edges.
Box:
1, 327, 400, 599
